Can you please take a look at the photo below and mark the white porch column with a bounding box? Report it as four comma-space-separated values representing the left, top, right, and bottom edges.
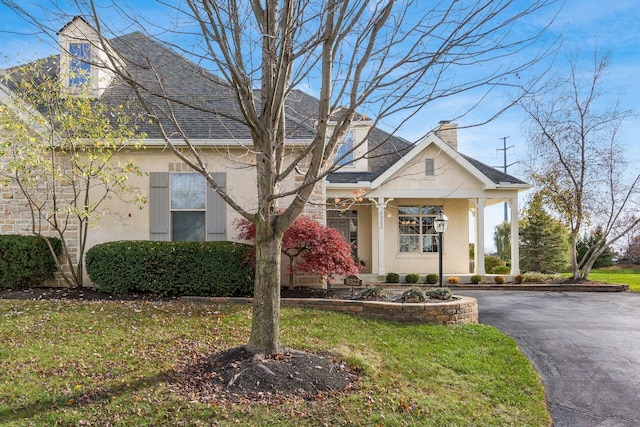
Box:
509, 197, 520, 275
476, 198, 486, 275
370, 197, 393, 276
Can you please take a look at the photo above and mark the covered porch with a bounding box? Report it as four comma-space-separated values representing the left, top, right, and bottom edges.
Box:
326, 192, 522, 282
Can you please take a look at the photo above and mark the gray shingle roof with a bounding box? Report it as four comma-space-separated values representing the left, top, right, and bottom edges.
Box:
106, 32, 318, 140
460, 154, 527, 185
327, 127, 413, 183
4, 29, 526, 187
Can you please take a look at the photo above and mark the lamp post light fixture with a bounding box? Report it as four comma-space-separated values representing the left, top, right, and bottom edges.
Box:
433, 208, 449, 288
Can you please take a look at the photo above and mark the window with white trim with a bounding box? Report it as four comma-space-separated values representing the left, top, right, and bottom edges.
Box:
69, 42, 91, 87
398, 205, 441, 253
149, 171, 226, 242
171, 173, 206, 241
336, 130, 354, 166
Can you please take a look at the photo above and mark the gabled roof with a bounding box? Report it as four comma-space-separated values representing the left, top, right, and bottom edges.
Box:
3, 30, 319, 142
328, 130, 528, 189
4, 23, 528, 189
56, 15, 94, 35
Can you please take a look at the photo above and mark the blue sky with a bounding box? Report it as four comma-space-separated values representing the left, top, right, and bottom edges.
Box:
1, 0, 638, 252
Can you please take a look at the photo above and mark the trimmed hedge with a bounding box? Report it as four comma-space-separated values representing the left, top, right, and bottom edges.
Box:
470, 274, 483, 284
425, 273, 439, 285
0, 235, 62, 289
85, 240, 255, 297
385, 272, 400, 283
404, 273, 421, 284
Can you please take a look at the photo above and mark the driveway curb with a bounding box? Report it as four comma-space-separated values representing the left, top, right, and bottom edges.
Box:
447, 283, 628, 292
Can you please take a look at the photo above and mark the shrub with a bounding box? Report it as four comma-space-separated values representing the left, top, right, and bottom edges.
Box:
514, 274, 525, 284
401, 286, 425, 302
405, 273, 420, 284
426, 287, 452, 300
470, 275, 482, 284
492, 265, 511, 274
522, 271, 549, 283
494, 275, 506, 284
425, 273, 439, 284
446, 276, 460, 285
484, 255, 505, 273
360, 286, 383, 300
385, 272, 400, 283
86, 240, 254, 297
0, 235, 62, 289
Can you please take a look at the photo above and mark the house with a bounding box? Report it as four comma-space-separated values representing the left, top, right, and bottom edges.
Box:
0, 17, 529, 287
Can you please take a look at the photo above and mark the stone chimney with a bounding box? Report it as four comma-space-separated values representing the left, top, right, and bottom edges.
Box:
435, 120, 458, 151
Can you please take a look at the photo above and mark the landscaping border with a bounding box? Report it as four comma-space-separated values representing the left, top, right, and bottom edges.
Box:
446, 283, 628, 292
181, 295, 478, 325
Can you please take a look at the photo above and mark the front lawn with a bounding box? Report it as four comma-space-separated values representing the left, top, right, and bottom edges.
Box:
588, 265, 640, 292
0, 299, 550, 426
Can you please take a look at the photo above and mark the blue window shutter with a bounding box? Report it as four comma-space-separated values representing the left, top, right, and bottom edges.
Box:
207, 172, 227, 241
149, 172, 170, 241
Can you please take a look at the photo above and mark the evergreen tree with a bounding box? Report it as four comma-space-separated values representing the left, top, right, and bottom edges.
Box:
577, 227, 615, 269
520, 193, 570, 272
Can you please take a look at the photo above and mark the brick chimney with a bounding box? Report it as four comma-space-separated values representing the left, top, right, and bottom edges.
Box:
435, 120, 458, 151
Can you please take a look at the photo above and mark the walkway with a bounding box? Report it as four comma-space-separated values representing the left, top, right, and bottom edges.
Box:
456, 290, 640, 427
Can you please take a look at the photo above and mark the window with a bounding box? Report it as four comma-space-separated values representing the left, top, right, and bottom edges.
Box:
149, 172, 226, 242
171, 173, 206, 241
398, 205, 441, 253
425, 158, 435, 176
336, 130, 354, 166
69, 42, 91, 86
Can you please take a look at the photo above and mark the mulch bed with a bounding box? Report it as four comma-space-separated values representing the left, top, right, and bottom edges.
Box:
167, 346, 359, 405
0, 286, 346, 301
0, 286, 176, 301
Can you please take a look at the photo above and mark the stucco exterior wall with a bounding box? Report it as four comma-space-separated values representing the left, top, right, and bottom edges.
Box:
381, 144, 484, 192
85, 146, 270, 250
382, 199, 470, 275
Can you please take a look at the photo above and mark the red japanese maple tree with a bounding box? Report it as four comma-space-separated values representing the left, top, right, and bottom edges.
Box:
236, 215, 361, 288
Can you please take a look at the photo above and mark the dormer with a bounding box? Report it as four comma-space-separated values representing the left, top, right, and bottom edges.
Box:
57, 16, 120, 97
330, 114, 372, 172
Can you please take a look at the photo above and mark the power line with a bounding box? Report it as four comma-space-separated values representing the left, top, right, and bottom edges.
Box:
494, 136, 518, 222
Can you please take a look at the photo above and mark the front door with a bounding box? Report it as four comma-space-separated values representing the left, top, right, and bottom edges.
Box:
327, 210, 358, 256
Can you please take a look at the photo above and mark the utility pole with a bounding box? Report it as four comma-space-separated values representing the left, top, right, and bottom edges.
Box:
495, 136, 517, 222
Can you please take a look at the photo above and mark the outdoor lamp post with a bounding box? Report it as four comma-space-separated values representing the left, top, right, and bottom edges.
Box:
433, 208, 448, 288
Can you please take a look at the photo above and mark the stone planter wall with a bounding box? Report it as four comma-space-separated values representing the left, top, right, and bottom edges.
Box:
182, 296, 478, 325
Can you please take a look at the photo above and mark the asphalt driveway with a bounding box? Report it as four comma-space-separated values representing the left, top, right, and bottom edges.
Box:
456, 290, 640, 427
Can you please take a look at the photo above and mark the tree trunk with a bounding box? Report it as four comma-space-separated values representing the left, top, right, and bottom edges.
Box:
246, 222, 284, 355
287, 254, 295, 291
570, 235, 580, 280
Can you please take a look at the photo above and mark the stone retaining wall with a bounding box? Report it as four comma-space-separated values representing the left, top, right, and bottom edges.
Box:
182, 296, 478, 325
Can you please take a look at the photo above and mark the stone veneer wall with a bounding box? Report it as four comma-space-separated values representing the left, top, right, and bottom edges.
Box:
1, 154, 77, 287
182, 296, 478, 325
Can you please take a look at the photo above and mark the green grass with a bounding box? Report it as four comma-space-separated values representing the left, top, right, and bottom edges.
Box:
0, 299, 551, 426
588, 265, 640, 292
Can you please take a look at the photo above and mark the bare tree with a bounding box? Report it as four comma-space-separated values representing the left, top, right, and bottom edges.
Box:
520, 51, 640, 280
4, 0, 556, 355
